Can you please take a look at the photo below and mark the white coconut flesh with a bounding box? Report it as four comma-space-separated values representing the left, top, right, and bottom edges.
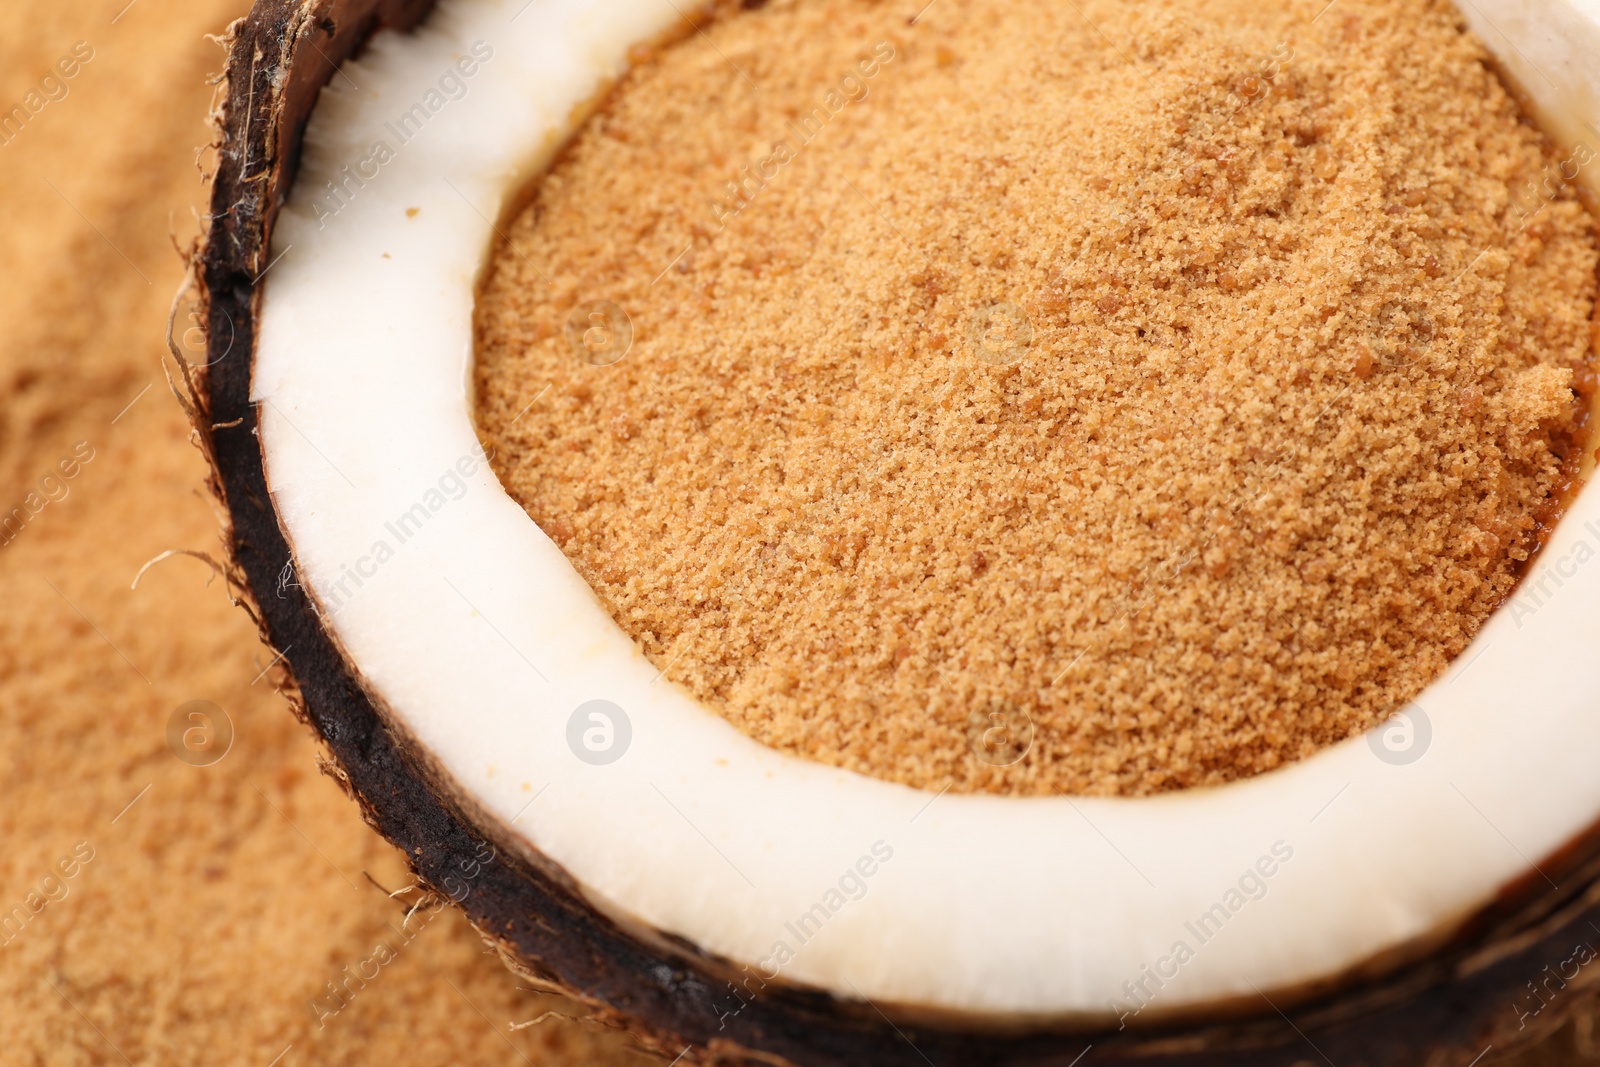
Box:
253, 0, 1600, 1025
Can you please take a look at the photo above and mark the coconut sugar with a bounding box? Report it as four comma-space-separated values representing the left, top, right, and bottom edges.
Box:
474, 0, 1597, 796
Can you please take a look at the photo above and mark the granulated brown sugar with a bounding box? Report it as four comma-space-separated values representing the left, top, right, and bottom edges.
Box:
474, 0, 1598, 796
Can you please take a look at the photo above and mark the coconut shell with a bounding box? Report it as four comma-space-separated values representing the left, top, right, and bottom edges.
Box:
185, 0, 1600, 1062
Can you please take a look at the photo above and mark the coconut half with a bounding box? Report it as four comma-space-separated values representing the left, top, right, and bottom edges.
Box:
190, 0, 1600, 1062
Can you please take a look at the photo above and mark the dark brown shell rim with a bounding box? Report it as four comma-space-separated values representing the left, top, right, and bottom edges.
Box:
188, 1, 1600, 1063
